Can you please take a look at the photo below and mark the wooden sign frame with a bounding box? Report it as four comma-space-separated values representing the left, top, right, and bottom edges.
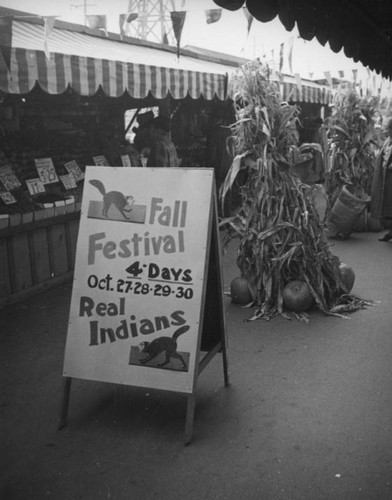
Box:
59, 167, 228, 444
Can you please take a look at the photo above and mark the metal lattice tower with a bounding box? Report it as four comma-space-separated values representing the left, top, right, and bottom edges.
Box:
125, 0, 180, 45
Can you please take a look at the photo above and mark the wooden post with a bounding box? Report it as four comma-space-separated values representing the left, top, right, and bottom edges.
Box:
184, 394, 196, 445
58, 377, 72, 429
221, 343, 229, 387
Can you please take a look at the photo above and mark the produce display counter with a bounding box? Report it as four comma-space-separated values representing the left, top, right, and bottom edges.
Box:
0, 203, 81, 309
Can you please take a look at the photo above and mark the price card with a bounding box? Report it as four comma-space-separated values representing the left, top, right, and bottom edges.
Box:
60, 174, 78, 190
26, 178, 46, 196
64, 160, 84, 182
93, 156, 110, 166
121, 155, 132, 167
0, 191, 17, 204
0, 164, 22, 190
34, 158, 59, 184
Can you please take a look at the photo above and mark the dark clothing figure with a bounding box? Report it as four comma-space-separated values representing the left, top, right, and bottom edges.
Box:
120, 141, 141, 167
312, 118, 328, 160
205, 116, 232, 186
147, 116, 180, 168
293, 143, 325, 184
133, 111, 154, 153
371, 119, 392, 241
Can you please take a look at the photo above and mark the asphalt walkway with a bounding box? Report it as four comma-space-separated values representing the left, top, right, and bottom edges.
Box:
1, 232, 391, 500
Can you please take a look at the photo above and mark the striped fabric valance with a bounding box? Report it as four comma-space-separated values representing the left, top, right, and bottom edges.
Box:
281, 81, 332, 104
229, 69, 332, 105
0, 47, 227, 100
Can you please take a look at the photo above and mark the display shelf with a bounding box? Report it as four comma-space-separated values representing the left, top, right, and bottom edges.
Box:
0, 210, 81, 308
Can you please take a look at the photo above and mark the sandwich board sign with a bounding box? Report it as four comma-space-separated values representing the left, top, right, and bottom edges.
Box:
60, 166, 228, 443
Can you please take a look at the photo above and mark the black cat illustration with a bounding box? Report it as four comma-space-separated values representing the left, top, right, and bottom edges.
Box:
89, 179, 135, 219
138, 325, 190, 369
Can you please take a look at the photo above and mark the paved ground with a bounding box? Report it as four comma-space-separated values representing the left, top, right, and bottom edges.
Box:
1, 231, 392, 500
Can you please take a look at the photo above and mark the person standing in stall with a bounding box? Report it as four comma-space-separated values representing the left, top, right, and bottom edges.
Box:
205, 103, 234, 216
371, 118, 392, 242
147, 116, 181, 168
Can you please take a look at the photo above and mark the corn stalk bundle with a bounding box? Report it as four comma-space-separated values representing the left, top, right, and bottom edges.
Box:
220, 64, 370, 320
324, 87, 382, 207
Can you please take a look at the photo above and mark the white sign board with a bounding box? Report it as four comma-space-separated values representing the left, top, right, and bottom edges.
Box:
63, 167, 215, 394
0, 164, 21, 190
93, 155, 110, 166
34, 157, 59, 184
64, 160, 85, 182
121, 154, 132, 167
59, 174, 78, 190
26, 178, 46, 195
0, 191, 17, 204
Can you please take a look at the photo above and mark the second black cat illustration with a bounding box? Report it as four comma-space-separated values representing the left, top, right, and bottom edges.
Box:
138, 325, 190, 370
89, 179, 135, 220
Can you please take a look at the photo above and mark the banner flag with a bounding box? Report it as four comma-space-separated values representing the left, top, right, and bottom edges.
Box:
294, 73, 302, 94
119, 14, 126, 36
360, 76, 366, 96
126, 12, 138, 23
119, 12, 138, 37
243, 7, 253, 35
269, 48, 275, 69
86, 15, 107, 34
170, 11, 187, 58
288, 37, 294, 74
205, 9, 222, 24
0, 16, 12, 72
279, 42, 284, 72
324, 71, 333, 87
352, 69, 358, 83
43, 16, 56, 60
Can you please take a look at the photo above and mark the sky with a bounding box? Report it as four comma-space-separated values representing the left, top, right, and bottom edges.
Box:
0, 0, 389, 89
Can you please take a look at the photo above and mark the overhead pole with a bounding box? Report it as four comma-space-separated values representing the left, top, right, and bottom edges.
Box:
70, 1, 96, 26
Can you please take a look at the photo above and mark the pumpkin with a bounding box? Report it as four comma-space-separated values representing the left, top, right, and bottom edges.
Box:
338, 263, 355, 293
282, 280, 314, 312
230, 277, 252, 305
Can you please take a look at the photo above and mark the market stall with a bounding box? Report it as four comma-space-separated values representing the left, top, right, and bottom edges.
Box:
0, 7, 333, 307
0, 8, 234, 307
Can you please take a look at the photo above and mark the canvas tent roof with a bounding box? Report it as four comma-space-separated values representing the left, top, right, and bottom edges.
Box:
213, 0, 392, 80
0, 14, 228, 100
0, 9, 332, 105
184, 46, 332, 105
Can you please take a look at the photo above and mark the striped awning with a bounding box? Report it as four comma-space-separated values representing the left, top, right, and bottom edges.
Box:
0, 47, 226, 99
228, 64, 333, 105
0, 21, 228, 100
280, 80, 332, 104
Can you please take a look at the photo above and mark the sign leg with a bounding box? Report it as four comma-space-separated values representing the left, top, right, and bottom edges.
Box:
184, 394, 196, 445
221, 344, 230, 387
58, 377, 72, 429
